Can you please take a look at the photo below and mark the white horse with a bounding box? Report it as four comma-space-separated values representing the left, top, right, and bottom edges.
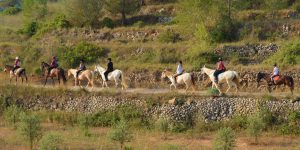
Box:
161, 70, 196, 91
94, 65, 127, 90
200, 66, 239, 95
67, 69, 94, 88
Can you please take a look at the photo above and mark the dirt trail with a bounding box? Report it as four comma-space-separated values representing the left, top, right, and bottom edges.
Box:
6, 82, 299, 98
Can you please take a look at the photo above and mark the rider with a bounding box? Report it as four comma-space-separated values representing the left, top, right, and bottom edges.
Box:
173, 60, 183, 83
76, 59, 86, 78
48, 56, 58, 75
271, 63, 279, 83
104, 58, 114, 81
12, 56, 21, 73
214, 57, 226, 84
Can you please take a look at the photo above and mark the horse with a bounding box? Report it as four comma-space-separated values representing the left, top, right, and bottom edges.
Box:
256, 72, 294, 95
161, 70, 196, 91
4, 65, 28, 85
41, 62, 67, 86
94, 65, 127, 90
200, 66, 240, 95
67, 69, 94, 88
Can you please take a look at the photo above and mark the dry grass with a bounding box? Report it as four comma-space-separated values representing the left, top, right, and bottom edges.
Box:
0, 123, 300, 150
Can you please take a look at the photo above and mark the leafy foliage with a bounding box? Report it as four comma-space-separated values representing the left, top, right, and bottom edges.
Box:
108, 119, 133, 150
2, 6, 21, 15
247, 113, 265, 143
39, 132, 62, 150
18, 113, 42, 150
65, 0, 104, 27
158, 28, 181, 43
213, 127, 235, 150
3, 105, 23, 127
22, 0, 47, 20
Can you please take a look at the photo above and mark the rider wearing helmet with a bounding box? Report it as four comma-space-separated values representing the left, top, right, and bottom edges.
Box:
173, 60, 183, 83
12, 56, 21, 73
48, 56, 58, 75
76, 59, 86, 78
271, 63, 279, 83
214, 57, 226, 84
104, 58, 113, 81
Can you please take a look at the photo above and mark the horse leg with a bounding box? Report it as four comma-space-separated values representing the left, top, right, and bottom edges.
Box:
225, 80, 232, 93
21, 77, 24, 84
44, 76, 48, 86
15, 76, 18, 85
51, 77, 55, 86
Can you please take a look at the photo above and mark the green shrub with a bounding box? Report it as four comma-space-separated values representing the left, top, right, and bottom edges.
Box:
209, 16, 240, 43
78, 115, 91, 136
226, 115, 248, 131
90, 110, 119, 127
279, 111, 300, 135
155, 118, 169, 139
101, 17, 115, 28
108, 119, 133, 150
58, 42, 107, 67
18, 113, 42, 150
158, 28, 181, 43
133, 21, 145, 28
2, 6, 21, 15
293, 1, 300, 13
185, 49, 218, 70
3, 105, 23, 127
247, 113, 265, 143
264, 39, 300, 66
169, 122, 188, 133
207, 88, 220, 96
213, 127, 235, 150
19, 21, 38, 36
39, 132, 62, 150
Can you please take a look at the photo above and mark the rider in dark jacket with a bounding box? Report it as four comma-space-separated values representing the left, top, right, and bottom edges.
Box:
76, 59, 86, 78
104, 58, 113, 81
48, 56, 58, 75
214, 57, 226, 84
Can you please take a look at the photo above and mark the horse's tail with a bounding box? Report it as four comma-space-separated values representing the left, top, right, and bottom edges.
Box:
120, 71, 128, 90
233, 71, 240, 88
190, 73, 196, 86
60, 69, 67, 84
287, 76, 294, 93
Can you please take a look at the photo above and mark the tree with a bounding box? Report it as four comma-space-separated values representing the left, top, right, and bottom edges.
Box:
65, 0, 104, 27
108, 120, 133, 149
247, 113, 265, 143
213, 127, 235, 150
22, 0, 47, 21
105, 0, 140, 25
18, 113, 42, 150
3, 105, 23, 128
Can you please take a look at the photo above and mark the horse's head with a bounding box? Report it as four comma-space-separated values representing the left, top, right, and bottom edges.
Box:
161, 70, 167, 79
200, 65, 206, 74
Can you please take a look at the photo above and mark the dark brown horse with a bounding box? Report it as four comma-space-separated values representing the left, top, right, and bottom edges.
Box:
256, 72, 294, 95
4, 65, 28, 84
41, 62, 67, 86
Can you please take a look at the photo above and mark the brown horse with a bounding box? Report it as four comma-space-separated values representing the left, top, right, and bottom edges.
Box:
4, 65, 28, 84
256, 72, 294, 95
41, 62, 67, 86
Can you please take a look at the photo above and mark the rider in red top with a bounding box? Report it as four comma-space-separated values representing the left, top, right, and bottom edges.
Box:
214, 57, 226, 84
48, 56, 58, 75
12, 56, 21, 73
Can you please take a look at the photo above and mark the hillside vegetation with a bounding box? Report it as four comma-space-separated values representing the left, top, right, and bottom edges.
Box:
0, 0, 300, 74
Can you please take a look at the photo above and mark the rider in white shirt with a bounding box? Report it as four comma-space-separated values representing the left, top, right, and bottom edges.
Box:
271, 63, 279, 82
173, 61, 183, 83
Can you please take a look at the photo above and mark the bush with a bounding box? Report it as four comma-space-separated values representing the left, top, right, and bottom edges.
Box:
100, 17, 115, 28
226, 115, 248, 131
3, 105, 23, 127
294, 2, 300, 13
18, 113, 42, 150
247, 113, 265, 143
279, 111, 300, 135
78, 115, 91, 136
155, 118, 169, 139
58, 42, 107, 67
207, 88, 220, 96
158, 28, 181, 43
213, 127, 235, 150
108, 119, 133, 150
19, 21, 38, 36
264, 39, 300, 66
2, 6, 21, 15
133, 21, 145, 28
209, 16, 240, 43
90, 110, 119, 127
39, 132, 62, 150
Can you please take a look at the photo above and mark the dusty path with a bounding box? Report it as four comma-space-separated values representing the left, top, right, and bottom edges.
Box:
5, 82, 299, 98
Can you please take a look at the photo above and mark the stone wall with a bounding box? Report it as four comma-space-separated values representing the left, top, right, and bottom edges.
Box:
4, 94, 300, 122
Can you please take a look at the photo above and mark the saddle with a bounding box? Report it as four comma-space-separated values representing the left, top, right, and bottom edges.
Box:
273, 75, 280, 82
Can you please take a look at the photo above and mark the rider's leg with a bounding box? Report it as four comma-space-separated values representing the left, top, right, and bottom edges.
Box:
104, 71, 109, 81
213, 70, 219, 83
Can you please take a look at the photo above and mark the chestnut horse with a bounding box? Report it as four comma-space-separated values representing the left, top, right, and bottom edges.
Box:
41, 62, 67, 86
256, 72, 294, 95
4, 65, 28, 84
